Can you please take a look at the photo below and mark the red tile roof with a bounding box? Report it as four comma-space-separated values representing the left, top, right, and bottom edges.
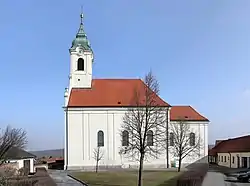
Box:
208, 148, 217, 156
67, 79, 208, 121
210, 135, 250, 154
68, 79, 170, 107
46, 158, 64, 164
170, 106, 209, 121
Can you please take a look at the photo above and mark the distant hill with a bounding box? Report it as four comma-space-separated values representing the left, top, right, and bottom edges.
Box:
29, 149, 64, 158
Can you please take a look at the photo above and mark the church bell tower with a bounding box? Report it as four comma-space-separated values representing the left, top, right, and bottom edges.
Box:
68, 12, 94, 90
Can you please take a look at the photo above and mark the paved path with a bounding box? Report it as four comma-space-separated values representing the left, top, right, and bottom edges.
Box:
48, 170, 84, 186
202, 172, 226, 186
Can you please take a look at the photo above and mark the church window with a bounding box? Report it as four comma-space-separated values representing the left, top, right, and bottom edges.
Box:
77, 58, 84, 71
190, 132, 195, 146
122, 130, 129, 146
97, 130, 104, 147
147, 130, 153, 146
169, 132, 174, 146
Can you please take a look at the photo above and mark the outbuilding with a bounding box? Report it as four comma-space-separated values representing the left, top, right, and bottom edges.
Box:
209, 135, 250, 168
5, 147, 36, 174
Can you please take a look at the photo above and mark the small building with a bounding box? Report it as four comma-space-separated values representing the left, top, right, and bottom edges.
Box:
209, 135, 250, 168
4, 147, 36, 174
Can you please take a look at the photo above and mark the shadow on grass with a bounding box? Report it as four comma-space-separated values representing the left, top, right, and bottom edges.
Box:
156, 160, 209, 186
156, 175, 179, 186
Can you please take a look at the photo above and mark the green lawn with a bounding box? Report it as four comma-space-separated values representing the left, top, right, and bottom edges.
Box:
71, 171, 179, 186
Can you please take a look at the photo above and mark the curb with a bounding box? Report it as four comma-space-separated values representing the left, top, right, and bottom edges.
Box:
68, 174, 89, 186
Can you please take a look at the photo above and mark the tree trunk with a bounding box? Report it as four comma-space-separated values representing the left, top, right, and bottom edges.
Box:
96, 160, 98, 173
177, 158, 182, 172
137, 153, 144, 186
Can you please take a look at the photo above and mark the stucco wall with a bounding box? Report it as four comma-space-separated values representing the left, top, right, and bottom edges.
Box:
69, 49, 93, 89
218, 152, 250, 168
65, 107, 208, 170
169, 121, 208, 167
9, 158, 35, 173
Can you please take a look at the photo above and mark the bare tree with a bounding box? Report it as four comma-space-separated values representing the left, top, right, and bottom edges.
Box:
120, 71, 168, 186
0, 125, 27, 165
93, 147, 104, 173
169, 119, 202, 172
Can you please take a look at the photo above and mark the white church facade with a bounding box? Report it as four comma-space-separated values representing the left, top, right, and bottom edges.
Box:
63, 13, 209, 170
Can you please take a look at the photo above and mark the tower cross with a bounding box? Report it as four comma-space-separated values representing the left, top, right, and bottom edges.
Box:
80, 6, 84, 24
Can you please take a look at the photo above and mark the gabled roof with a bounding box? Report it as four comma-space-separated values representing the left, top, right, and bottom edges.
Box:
170, 106, 209, 121
68, 79, 170, 107
5, 147, 36, 160
67, 79, 209, 122
209, 135, 250, 154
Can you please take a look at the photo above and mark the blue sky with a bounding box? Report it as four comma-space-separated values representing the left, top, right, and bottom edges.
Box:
0, 0, 249, 150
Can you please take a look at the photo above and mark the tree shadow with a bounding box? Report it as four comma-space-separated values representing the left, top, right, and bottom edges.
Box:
156, 175, 179, 186
156, 160, 209, 186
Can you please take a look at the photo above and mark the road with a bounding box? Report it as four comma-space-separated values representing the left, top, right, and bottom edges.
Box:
203, 172, 250, 186
225, 181, 249, 186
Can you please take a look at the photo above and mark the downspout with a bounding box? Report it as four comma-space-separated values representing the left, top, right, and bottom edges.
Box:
64, 88, 69, 170
64, 106, 69, 170
229, 152, 231, 168
166, 107, 171, 168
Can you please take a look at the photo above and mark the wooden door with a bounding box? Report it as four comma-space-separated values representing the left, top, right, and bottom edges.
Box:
23, 160, 30, 175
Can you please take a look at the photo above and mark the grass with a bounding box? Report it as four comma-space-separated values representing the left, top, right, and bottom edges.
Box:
71, 171, 180, 186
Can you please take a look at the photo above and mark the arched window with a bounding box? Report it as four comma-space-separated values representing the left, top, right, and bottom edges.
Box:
169, 132, 174, 146
147, 130, 153, 146
122, 130, 129, 146
190, 132, 195, 146
77, 58, 84, 71
97, 130, 104, 147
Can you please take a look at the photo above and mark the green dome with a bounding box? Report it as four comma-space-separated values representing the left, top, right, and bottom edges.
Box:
70, 16, 92, 51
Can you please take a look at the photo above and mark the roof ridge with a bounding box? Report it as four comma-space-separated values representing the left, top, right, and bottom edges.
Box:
227, 135, 250, 141
93, 78, 142, 80
171, 105, 191, 107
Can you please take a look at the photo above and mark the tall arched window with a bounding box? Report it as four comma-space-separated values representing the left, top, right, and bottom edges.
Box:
190, 132, 195, 146
77, 58, 84, 71
97, 130, 104, 147
147, 130, 153, 146
122, 130, 129, 146
169, 132, 174, 146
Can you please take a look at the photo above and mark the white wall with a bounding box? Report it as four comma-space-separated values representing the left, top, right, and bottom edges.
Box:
65, 107, 209, 170
66, 108, 127, 168
9, 158, 35, 173
69, 47, 94, 89
168, 121, 208, 167
218, 152, 250, 168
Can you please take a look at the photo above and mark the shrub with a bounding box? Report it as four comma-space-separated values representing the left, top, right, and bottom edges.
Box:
176, 163, 208, 186
0, 164, 37, 186
5, 177, 38, 186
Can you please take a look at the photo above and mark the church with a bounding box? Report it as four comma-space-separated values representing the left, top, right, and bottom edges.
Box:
63, 13, 209, 170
